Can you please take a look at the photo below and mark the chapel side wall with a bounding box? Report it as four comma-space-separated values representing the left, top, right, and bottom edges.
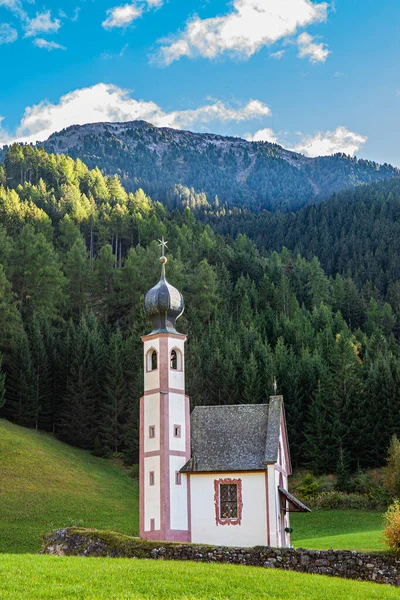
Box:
190, 472, 267, 547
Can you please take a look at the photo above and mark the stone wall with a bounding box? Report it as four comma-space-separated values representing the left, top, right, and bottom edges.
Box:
42, 528, 400, 587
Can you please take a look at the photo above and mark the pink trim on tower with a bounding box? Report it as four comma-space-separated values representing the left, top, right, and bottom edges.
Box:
144, 388, 185, 396
143, 449, 187, 458
185, 395, 191, 459
139, 396, 145, 539
141, 332, 187, 343
159, 336, 170, 539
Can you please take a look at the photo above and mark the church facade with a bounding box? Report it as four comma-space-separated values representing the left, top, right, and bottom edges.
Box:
139, 242, 309, 548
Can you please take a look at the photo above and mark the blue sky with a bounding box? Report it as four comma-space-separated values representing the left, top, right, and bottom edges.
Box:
0, 0, 399, 164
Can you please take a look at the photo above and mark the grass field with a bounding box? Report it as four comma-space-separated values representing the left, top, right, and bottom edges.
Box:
0, 419, 138, 553
291, 509, 385, 552
0, 418, 387, 558
0, 554, 398, 600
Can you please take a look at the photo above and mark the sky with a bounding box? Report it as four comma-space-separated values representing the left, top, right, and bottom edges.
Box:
0, 0, 399, 164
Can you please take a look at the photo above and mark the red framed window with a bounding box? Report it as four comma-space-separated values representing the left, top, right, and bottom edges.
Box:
149, 425, 155, 438
149, 471, 155, 486
173, 424, 181, 438
175, 471, 182, 485
214, 478, 243, 526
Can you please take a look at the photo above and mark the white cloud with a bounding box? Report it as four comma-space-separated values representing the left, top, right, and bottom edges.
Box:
297, 31, 330, 63
102, 4, 142, 29
0, 83, 271, 145
24, 11, 61, 37
0, 22, 18, 43
293, 126, 367, 157
157, 0, 329, 65
244, 128, 279, 143
102, 0, 163, 29
0, 0, 26, 18
270, 50, 285, 59
33, 38, 66, 51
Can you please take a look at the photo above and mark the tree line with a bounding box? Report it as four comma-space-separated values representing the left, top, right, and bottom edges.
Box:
0, 145, 399, 474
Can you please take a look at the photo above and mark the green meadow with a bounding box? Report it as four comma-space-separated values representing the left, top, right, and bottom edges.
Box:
0, 419, 393, 599
0, 419, 138, 554
291, 509, 385, 552
0, 554, 398, 600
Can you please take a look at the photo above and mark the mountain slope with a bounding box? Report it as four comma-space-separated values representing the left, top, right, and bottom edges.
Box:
39, 120, 399, 212
0, 419, 138, 553
205, 177, 400, 295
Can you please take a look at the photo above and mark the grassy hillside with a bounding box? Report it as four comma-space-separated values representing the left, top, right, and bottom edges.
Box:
0, 419, 138, 553
0, 418, 387, 557
291, 510, 385, 552
0, 555, 398, 600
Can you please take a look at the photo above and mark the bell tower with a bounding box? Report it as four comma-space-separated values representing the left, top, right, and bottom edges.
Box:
139, 238, 191, 542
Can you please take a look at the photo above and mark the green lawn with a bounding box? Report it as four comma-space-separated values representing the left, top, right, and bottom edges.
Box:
0, 418, 389, 557
291, 509, 385, 552
0, 554, 398, 600
0, 419, 138, 554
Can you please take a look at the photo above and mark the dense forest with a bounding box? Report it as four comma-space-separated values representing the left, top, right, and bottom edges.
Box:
205, 178, 400, 297
0, 144, 400, 476
10, 120, 396, 212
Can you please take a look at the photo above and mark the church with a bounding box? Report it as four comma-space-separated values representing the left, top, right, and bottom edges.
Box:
139, 240, 309, 548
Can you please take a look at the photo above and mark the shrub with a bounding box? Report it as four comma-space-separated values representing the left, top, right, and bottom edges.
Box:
383, 500, 400, 552
297, 473, 320, 499
383, 435, 400, 498
307, 491, 377, 510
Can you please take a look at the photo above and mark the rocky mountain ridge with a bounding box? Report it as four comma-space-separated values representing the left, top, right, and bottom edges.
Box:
5, 120, 400, 212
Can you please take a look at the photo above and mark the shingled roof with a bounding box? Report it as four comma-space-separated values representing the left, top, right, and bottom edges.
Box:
181, 396, 288, 473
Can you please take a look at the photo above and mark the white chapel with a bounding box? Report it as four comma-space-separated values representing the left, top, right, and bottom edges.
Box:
139, 241, 309, 548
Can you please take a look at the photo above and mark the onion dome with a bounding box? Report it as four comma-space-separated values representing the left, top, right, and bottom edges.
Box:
144, 239, 184, 334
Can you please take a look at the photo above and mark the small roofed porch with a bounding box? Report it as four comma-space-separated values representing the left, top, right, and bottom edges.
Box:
278, 486, 310, 547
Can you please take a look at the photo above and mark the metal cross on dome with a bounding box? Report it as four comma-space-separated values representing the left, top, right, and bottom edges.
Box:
158, 237, 168, 257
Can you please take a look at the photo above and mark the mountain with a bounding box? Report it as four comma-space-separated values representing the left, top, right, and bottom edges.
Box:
36, 120, 399, 212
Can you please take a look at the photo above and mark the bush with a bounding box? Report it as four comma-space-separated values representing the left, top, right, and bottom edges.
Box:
306, 491, 378, 511
383, 435, 400, 498
383, 500, 400, 552
297, 473, 320, 499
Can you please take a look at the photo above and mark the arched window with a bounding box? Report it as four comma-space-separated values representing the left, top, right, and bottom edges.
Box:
147, 349, 158, 372
170, 348, 182, 370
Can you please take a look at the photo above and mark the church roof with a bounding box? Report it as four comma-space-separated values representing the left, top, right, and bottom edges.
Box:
181, 396, 288, 473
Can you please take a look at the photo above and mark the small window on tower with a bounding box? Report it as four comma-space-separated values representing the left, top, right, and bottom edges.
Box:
149, 471, 155, 486
149, 425, 155, 439
171, 349, 178, 370
175, 471, 182, 485
173, 424, 181, 438
170, 348, 182, 370
147, 349, 158, 372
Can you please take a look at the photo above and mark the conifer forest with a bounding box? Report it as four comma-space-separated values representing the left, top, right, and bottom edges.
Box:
1, 144, 400, 475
